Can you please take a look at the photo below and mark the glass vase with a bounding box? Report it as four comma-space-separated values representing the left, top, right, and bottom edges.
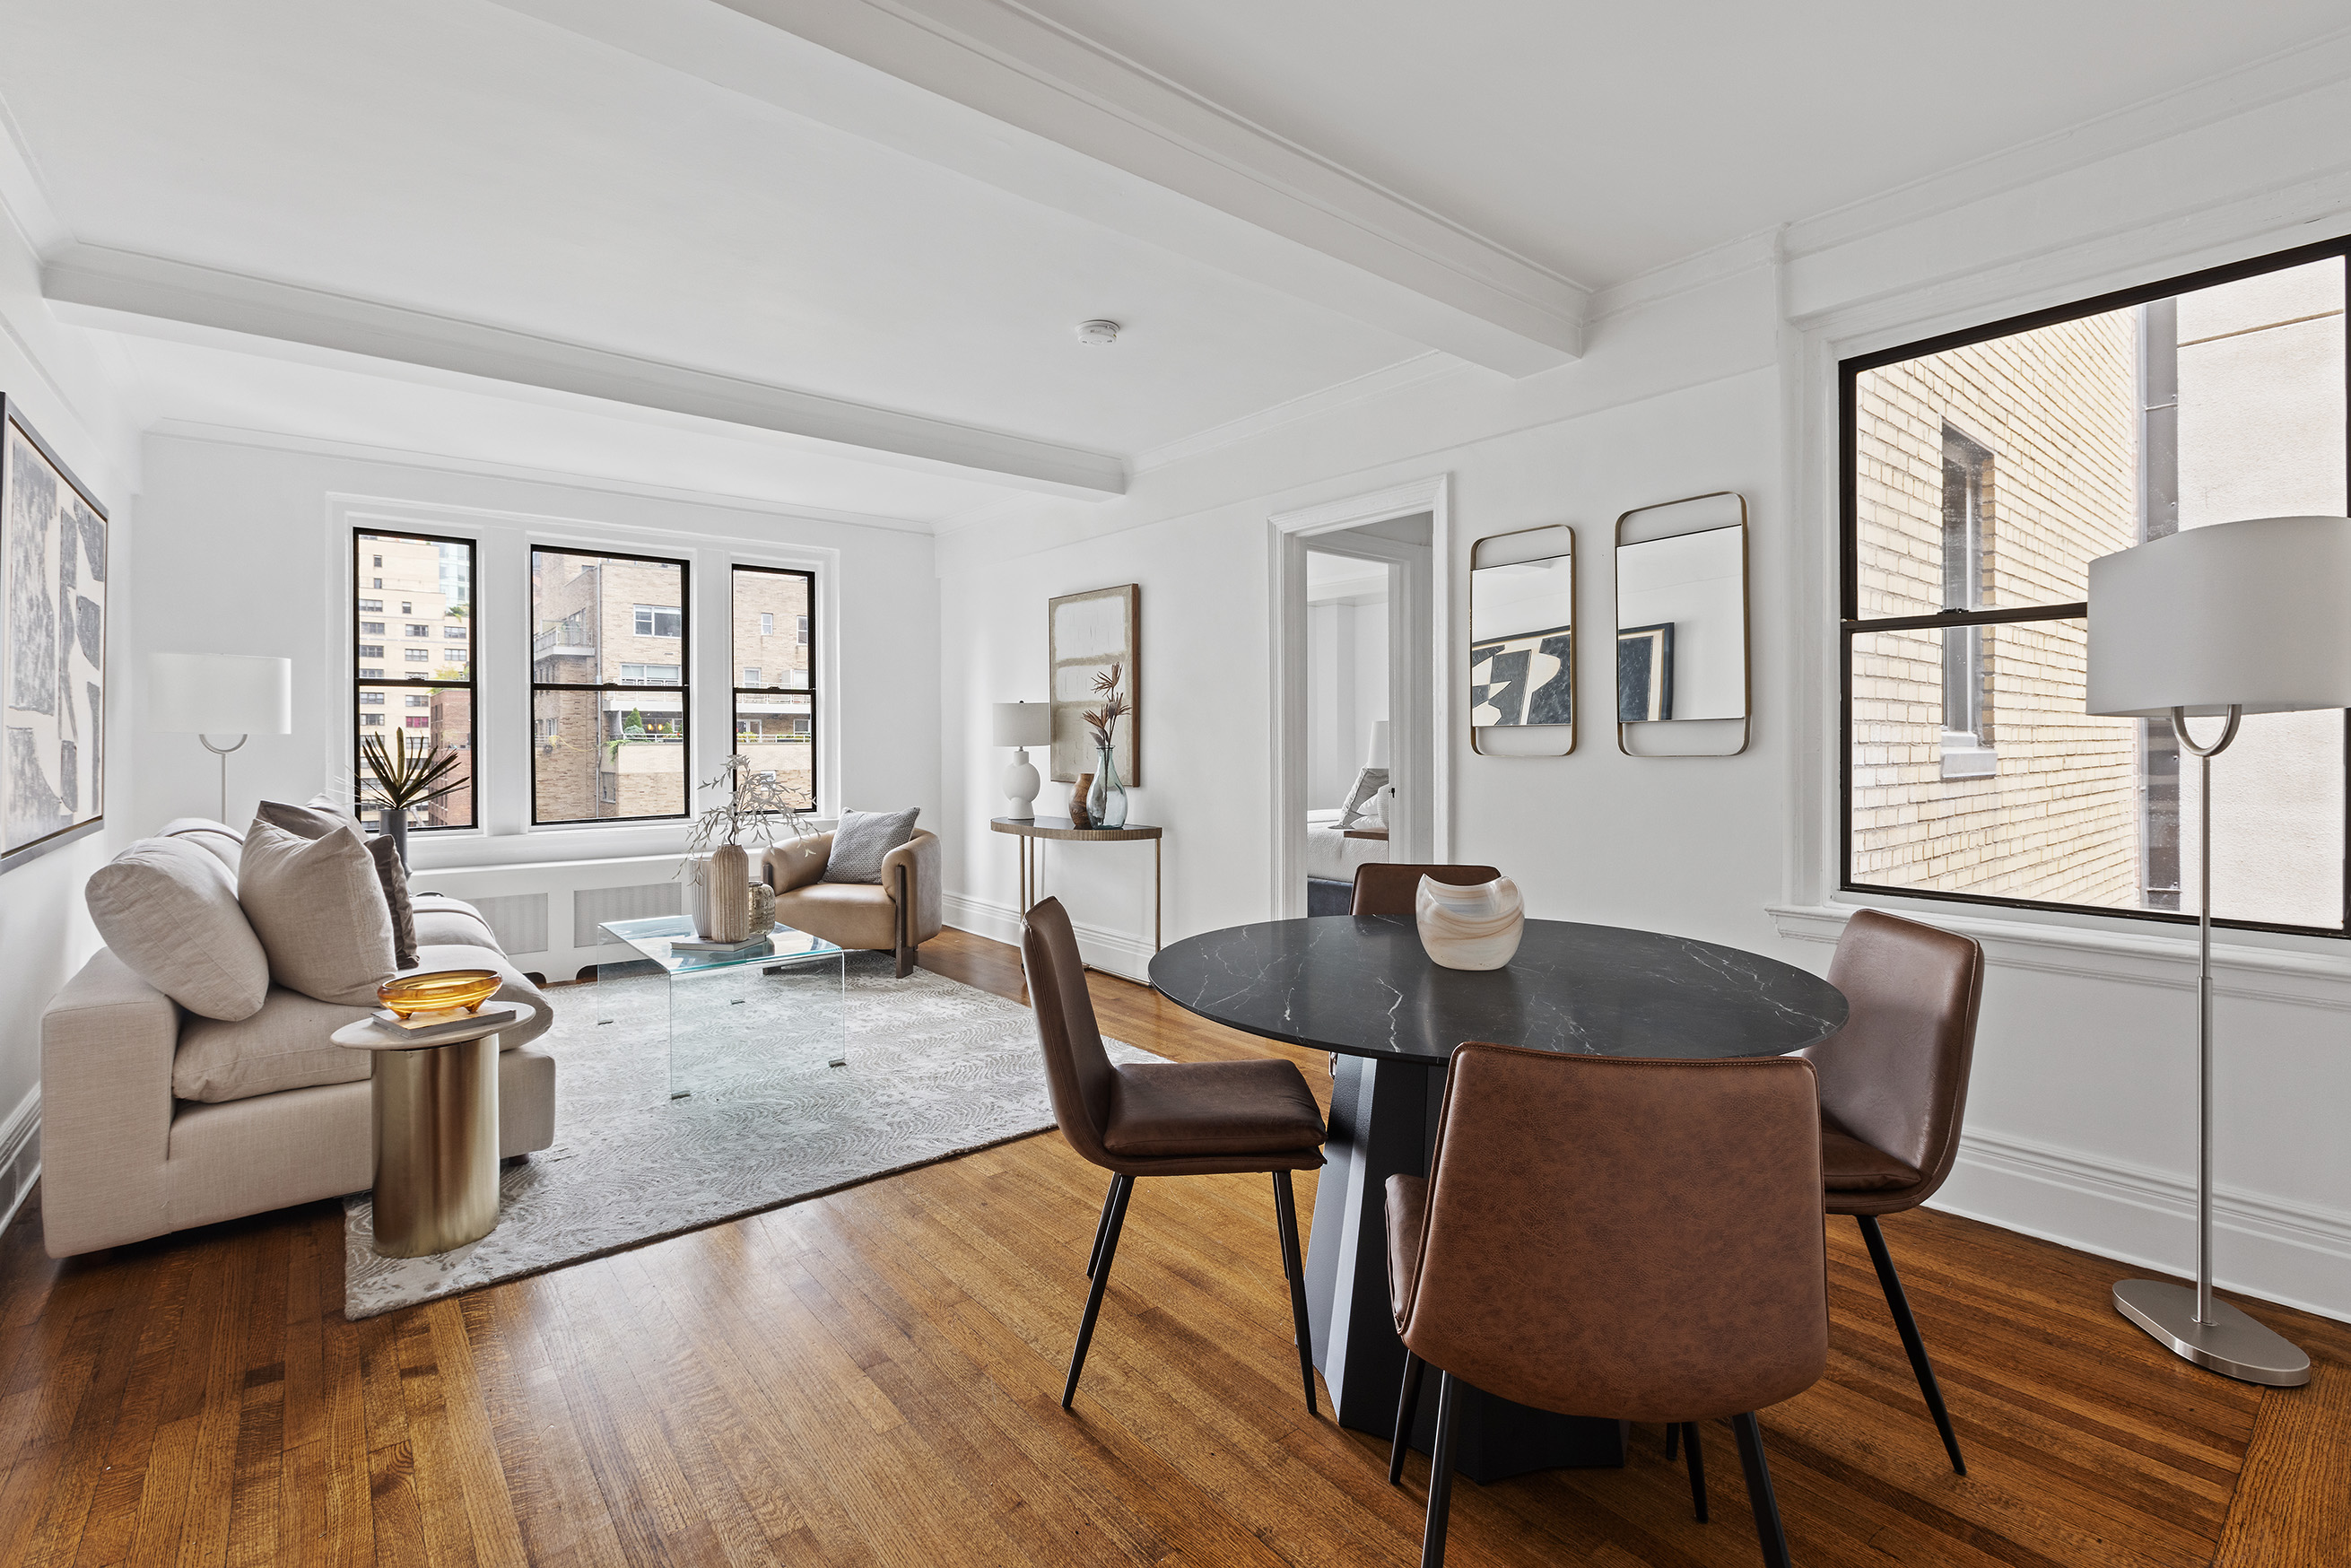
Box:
1088, 743, 1128, 829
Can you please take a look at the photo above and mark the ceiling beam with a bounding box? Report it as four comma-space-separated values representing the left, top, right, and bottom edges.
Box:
492, 0, 1586, 376
42, 244, 1127, 497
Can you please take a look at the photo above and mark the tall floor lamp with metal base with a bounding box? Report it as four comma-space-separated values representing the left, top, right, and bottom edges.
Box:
2086, 513, 2351, 1388
148, 653, 293, 824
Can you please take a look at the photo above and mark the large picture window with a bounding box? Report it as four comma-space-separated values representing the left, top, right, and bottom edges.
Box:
732, 565, 816, 811
352, 531, 475, 832
1842, 240, 2350, 936
531, 546, 690, 823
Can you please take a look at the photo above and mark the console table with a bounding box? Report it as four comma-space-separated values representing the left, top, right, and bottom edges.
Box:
989, 816, 1164, 951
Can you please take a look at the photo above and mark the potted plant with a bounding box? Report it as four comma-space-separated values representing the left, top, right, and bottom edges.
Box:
680, 754, 809, 940
1081, 664, 1129, 830
360, 728, 466, 868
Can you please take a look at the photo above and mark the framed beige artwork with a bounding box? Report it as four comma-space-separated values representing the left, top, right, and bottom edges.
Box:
1048, 584, 1139, 785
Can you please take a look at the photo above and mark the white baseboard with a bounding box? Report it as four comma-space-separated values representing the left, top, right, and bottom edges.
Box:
943, 892, 1155, 983
1934, 1125, 2350, 1325
0, 1088, 39, 1244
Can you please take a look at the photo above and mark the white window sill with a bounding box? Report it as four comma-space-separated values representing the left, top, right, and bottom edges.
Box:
1767, 897, 2351, 1010
1938, 744, 1998, 780
406, 817, 834, 874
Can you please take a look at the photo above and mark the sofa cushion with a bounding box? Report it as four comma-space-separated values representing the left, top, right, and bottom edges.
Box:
823, 807, 919, 884
411, 893, 501, 950
366, 834, 419, 970
85, 836, 271, 1022
157, 816, 245, 875
172, 942, 552, 1103
238, 805, 396, 1006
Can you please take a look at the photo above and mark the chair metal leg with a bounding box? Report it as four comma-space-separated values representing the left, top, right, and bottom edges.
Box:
1730, 1413, 1791, 1568
1270, 1171, 1319, 1416
1420, 1372, 1462, 1568
1858, 1214, 1966, 1475
1389, 1353, 1426, 1485
1086, 1175, 1119, 1280
1683, 1422, 1708, 1523
1063, 1173, 1133, 1409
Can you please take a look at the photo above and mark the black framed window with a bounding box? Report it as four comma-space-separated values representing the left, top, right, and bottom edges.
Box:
352, 530, 475, 832
1841, 237, 2350, 937
531, 546, 690, 823
731, 565, 816, 812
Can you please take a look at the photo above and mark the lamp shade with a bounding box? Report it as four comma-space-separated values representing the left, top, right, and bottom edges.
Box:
2087, 516, 2351, 719
1363, 718, 1391, 770
147, 653, 294, 735
992, 701, 1051, 747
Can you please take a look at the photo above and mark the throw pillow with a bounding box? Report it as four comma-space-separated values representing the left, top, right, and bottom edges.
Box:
157, 816, 245, 875
366, 834, 420, 970
257, 798, 348, 840
84, 836, 272, 1022
239, 808, 396, 1006
823, 807, 919, 884
1337, 767, 1389, 828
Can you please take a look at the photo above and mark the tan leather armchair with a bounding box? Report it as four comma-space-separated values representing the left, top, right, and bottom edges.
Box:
763, 829, 943, 977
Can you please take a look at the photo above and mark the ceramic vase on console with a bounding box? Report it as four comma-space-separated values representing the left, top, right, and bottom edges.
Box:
1087, 743, 1128, 829
1415, 875, 1524, 971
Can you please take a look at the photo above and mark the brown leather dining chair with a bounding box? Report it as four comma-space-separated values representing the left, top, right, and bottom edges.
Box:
1796, 908, 1985, 1476
1351, 863, 1503, 917
1387, 1045, 1827, 1568
1021, 897, 1328, 1413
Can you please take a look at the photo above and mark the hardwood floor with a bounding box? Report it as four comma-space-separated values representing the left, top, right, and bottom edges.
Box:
3, 927, 2344, 1566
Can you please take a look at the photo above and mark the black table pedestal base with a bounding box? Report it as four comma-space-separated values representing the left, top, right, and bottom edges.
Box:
1304, 1055, 1627, 1483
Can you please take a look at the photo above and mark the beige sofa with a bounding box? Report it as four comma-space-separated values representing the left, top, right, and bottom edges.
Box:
39, 817, 556, 1258
764, 829, 942, 977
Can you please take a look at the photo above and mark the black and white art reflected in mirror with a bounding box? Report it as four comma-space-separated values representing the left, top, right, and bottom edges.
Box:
1469, 525, 1574, 757
1614, 493, 1748, 756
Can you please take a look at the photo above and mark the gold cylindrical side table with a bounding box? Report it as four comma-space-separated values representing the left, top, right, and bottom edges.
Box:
333, 1003, 534, 1258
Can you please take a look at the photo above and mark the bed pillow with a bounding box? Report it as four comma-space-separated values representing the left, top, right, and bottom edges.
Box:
823, 808, 919, 884
238, 807, 397, 1006
1337, 767, 1389, 828
84, 836, 272, 1021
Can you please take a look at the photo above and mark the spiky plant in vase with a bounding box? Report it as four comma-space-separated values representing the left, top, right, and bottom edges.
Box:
680, 754, 809, 941
1080, 664, 1129, 829
360, 729, 466, 869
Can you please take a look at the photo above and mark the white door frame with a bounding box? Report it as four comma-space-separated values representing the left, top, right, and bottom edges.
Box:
1267, 475, 1452, 918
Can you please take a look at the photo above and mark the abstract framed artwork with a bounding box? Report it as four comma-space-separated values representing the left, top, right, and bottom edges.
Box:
1048, 583, 1139, 785
1471, 627, 1572, 727
2, 396, 108, 871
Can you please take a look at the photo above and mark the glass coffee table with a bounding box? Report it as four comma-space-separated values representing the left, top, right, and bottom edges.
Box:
593, 916, 847, 1102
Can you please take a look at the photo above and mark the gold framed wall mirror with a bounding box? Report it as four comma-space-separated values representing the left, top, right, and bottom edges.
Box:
1614, 492, 1749, 757
1469, 525, 1575, 757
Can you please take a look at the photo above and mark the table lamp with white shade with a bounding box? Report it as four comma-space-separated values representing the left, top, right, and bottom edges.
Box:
2086, 513, 2351, 1387
993, 701, 1052, 818
147, 653, 293, 824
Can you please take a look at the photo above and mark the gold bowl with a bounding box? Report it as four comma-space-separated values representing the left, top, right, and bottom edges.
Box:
378, 969, 502, 1019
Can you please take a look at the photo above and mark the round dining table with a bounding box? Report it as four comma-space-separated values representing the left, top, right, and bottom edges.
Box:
1149, 914, 1848, 1483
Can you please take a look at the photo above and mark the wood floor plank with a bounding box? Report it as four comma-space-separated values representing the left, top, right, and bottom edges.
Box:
2, 927, 2345, 1567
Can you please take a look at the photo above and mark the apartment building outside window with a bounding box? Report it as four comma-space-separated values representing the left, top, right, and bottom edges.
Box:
351, 530, 475, 832
732, 564, 816, 811
1842, 240, 2350, 936
532, 546, 690, 823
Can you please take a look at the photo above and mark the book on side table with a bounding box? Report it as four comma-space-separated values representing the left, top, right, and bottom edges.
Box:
368, 1004, 520, 1041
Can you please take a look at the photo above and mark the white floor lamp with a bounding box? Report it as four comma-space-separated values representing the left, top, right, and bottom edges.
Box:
2086, 513, 2351, 1387
148, 653, 293, 824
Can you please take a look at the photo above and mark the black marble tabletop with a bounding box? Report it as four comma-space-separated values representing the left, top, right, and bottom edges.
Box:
1149, 916, 1847, 1066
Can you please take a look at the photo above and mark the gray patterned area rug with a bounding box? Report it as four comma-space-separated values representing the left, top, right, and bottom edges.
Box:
344, 953, 1157, 1320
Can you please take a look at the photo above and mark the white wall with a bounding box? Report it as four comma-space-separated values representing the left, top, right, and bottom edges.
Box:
1305, 596, 1386, 808
939, 128, 2351, 1319
126, 432, 939, 980
0, 195, 142, 1232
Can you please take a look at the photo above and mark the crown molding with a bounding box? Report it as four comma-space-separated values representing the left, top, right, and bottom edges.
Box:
496, 0, 1583, 374
45, 243, 1125, 497
147, 419, 938, 535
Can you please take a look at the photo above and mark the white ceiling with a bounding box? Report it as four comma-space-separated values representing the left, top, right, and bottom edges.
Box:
4, 0, 2347, 518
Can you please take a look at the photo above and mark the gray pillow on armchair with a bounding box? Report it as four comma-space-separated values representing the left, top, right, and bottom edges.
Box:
823, 807, 919, 884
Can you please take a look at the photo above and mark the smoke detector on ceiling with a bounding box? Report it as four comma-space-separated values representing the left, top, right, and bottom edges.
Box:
1076, 318, 1120, 346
